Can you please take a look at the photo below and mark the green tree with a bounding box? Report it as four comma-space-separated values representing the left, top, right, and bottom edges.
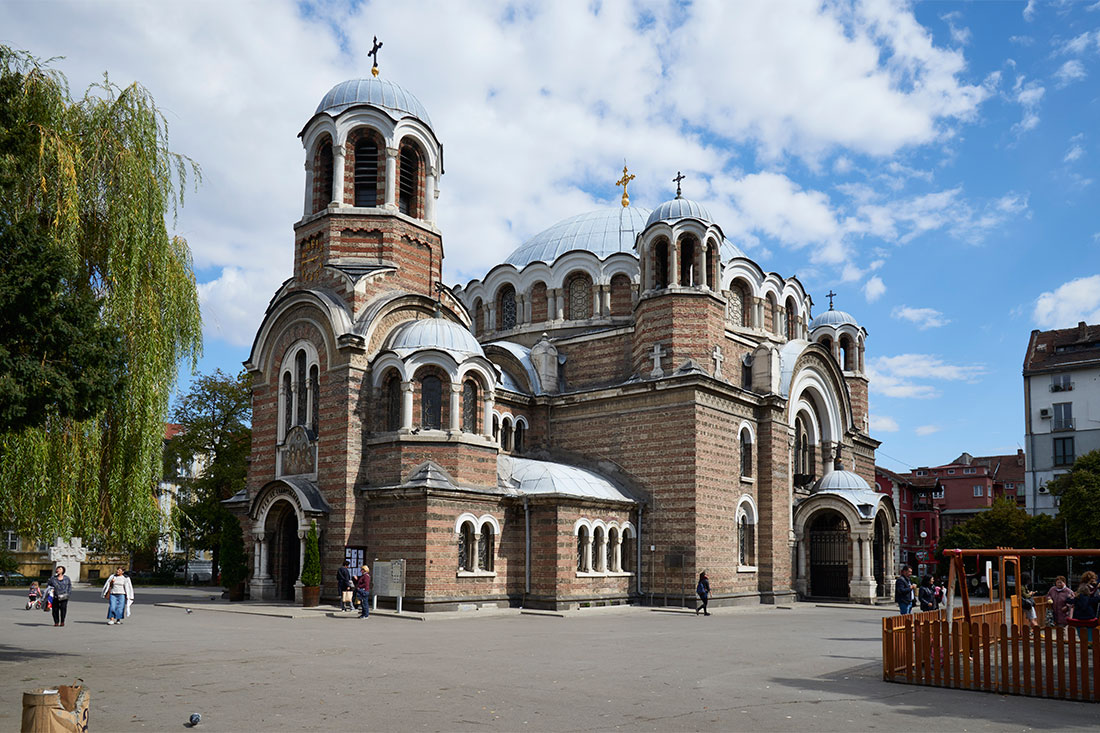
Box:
218, 515, 248, 592
1050, 450, 1100, 549
935, 498, 1063, 573
0, 46, 202, 548
164, 369, 251, 580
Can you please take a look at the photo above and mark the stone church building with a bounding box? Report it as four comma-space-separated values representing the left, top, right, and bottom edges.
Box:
227, 73, 897, 611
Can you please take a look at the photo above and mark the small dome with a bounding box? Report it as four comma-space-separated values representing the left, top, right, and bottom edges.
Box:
814, 468, 872, 492
505, 207, 651, 268
386, 318, 483, 358
810, 308, 858, 329
645, 197, 712, 227
315, 78, 433, 128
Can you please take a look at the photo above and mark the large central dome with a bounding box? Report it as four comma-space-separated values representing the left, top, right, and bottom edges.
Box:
504, 207, 651, 268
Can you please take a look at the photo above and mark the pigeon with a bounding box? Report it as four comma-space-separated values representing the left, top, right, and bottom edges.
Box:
189, 713, 201, 726
186, 608, 192, 614
210, 596, 216, 601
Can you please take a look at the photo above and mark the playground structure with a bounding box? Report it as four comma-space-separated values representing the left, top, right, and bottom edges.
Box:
882, 548, 1100, 702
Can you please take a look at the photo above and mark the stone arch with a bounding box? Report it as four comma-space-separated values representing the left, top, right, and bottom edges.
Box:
735, 494, 758, 568
496, 283, 518, 330
564, 270, 594, 321
766, 291, 779, 335
396, 138, 425, 218
529, 281, 548, 323
311, 133, 334, 213
728, 277, 754, 328
609, 273, 632, 316
248, 479, 330, 603
347, 125, 385, 208
678, 232, 700, 287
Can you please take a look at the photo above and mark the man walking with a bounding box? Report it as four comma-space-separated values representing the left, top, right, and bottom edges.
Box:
337, 560, 354, 612
895, 566, 916, 615
356, 564, 371, 619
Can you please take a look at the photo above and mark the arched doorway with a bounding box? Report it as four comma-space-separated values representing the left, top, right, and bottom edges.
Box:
809, 511, 850, 599
264, 500, 301, 601
873, 514, 888, 597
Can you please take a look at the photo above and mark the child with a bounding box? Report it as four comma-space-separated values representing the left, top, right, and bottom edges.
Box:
26, 581, 42, 610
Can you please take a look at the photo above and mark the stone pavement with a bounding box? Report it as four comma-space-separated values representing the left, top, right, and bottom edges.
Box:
1, 586, 1096, 731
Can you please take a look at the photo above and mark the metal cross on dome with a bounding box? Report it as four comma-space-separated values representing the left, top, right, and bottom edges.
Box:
369, 36, 383, 77
615, 164, 635, 208
826, 290, 837, 310
673, 171, 686, 198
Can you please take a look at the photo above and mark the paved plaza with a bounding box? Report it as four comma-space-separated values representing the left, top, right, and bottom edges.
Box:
1, 586, 1096, 731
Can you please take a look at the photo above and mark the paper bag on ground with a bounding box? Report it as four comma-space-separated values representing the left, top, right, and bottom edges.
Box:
21, 682, 90, 733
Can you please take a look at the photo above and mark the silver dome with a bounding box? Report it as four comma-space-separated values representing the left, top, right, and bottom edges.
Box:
386, 318, 483, 358
645, 197, 712, 227
315, 78, 433, 128
810, 308, 858, 329
504, 207, 651, 268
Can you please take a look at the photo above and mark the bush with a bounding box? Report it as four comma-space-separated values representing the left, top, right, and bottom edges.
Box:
219, 516, 249, 589
300, 520, 321, 587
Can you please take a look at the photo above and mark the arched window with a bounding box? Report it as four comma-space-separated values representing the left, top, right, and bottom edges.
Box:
593, 526, 606, 572
785, 297, 798, 339
513, 421, 526, 453
282, 372, 292, 437
736, 499, 757, 567
353, 138, 379, 207
740, 430, 753, 478
840, 335, 853, 371
398, 144, 420, 217
317, 141, 333, 212
309, 365, 320, 434
680, 237, 697, 286
420, 374, 442, 429
741, 289, 752, 328
567, 275, 591, 320
501, 418, 513, 451
795, 415, 812, 476
295, 350, 307, 426
622, 527, 636, 573
478, 522, 495, 571
706, 244, 717, 290
473, 300, 484, 336
385, 375, 402, 431
462, 381, 478, 433
767, 293, 779, 335
498, 285, 517, 330
458, 521, 475, 571
608, 527, 619, 572
577, 526, 591, 572
610, 274, 632, 316
654, 240, 669, 289
530, 282, 548, 322
492, 415, 499, 443
819, 336, 833, 359
741, 354, 753, 390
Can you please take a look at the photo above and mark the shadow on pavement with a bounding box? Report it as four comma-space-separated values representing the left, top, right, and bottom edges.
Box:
0, 644, 75, 662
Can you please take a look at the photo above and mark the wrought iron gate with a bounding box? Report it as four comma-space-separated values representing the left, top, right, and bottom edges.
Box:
810, 529, 849, 598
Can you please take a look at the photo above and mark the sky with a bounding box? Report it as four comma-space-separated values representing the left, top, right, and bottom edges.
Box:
2, 0, 1099, 473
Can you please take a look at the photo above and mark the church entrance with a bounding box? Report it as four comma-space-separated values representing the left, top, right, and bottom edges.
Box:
264, 500, 301, 601
809, 511, 849, 599
873, 513, 888, 597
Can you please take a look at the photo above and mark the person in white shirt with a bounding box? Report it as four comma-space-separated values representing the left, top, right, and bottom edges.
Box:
101, 567, 134, 625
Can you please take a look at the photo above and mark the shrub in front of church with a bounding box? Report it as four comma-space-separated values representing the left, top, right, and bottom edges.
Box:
301, 521, 321, 589
219, 516, 249, 600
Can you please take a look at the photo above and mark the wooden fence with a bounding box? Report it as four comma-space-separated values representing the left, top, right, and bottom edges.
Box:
882, 598, 1100, 702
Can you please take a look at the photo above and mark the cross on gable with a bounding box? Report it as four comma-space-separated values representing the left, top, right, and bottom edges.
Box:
712, 345, 724, 378
650, 343, 665, 378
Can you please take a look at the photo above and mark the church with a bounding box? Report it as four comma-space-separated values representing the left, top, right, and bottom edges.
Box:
226, 66, 897, 611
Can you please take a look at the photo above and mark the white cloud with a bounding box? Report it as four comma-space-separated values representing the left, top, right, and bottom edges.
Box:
1023, 0, 1037, 21
892, 305, 950, 329
197, 267, 285, 347
867, 354, 986, 399
1061, 30, 1100, 56
864, 276, 886, 302
1065, 140, 1086, 163
940, 11, 971, 45
1054, 60, 1088, 87
1011, 76, 1045, 134
1034, 275, 1100, 328
847, 187, 1028, 246
871, 415, 900, 433
916, 425, 941, 436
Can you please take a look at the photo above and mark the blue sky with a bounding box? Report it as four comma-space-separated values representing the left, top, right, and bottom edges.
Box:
2, 1, 1098, 472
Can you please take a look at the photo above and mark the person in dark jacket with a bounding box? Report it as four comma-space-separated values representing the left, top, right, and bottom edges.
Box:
337, 560, 354, 612
1070, 572, 1099, 642
895, 566, 915, 615
46, 566, 73, 627
695, 571, 711, 616
356, 565, 371, 619
918, 575, 936, 612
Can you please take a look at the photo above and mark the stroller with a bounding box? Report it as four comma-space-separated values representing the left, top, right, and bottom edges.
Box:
26, 582, 43, 610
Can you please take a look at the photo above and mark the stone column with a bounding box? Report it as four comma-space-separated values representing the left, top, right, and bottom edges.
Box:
384, 147, 398, 209
553, 288, 565, 321
699, 243, 709, 290
330, 142, 346, 207
517, 293, 528, 324
400, 381, 414, 430
670, 242, 680, 286
849, 531, 877, 604
599, 284, 611, 317
482, 391, 495, 439
303, 158, 313, 217
449, 382, 462, 432
487, 303, 496, 332
425, 168, 437, 223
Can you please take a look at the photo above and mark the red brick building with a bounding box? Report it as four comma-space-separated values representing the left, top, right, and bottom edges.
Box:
227, 74, 891, 610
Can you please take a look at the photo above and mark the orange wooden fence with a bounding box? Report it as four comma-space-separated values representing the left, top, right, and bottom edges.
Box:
883, 599, 1098, 702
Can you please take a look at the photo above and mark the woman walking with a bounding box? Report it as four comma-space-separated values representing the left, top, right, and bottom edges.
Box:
102, 566, 134, 625
695, 571, 711, 616
46, 566, 72, 627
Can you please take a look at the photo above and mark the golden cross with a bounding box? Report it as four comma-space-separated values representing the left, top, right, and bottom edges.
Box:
615, 164, 636, 208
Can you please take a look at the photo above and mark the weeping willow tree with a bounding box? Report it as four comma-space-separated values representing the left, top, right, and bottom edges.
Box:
0, 46, 202, 548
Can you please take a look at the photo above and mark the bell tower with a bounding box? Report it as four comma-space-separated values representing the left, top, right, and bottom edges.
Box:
292, 67, 445, 315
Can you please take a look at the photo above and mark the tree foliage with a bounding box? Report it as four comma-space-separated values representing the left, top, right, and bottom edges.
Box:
164, 369, 251, 578
935, 498, 1064, 573
219, 515, 249, 589
0, 46, 202, 547
301, 520, 321, 587
1049, 450, 1100, 549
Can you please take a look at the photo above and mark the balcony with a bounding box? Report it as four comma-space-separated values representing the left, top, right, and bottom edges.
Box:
1050, 382, 1074, 392
1052, 419, 1075, 432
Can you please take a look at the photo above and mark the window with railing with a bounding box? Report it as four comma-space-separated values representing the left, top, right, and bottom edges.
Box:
1053, 402, 1073, 431
1050, 373, 1073, 392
